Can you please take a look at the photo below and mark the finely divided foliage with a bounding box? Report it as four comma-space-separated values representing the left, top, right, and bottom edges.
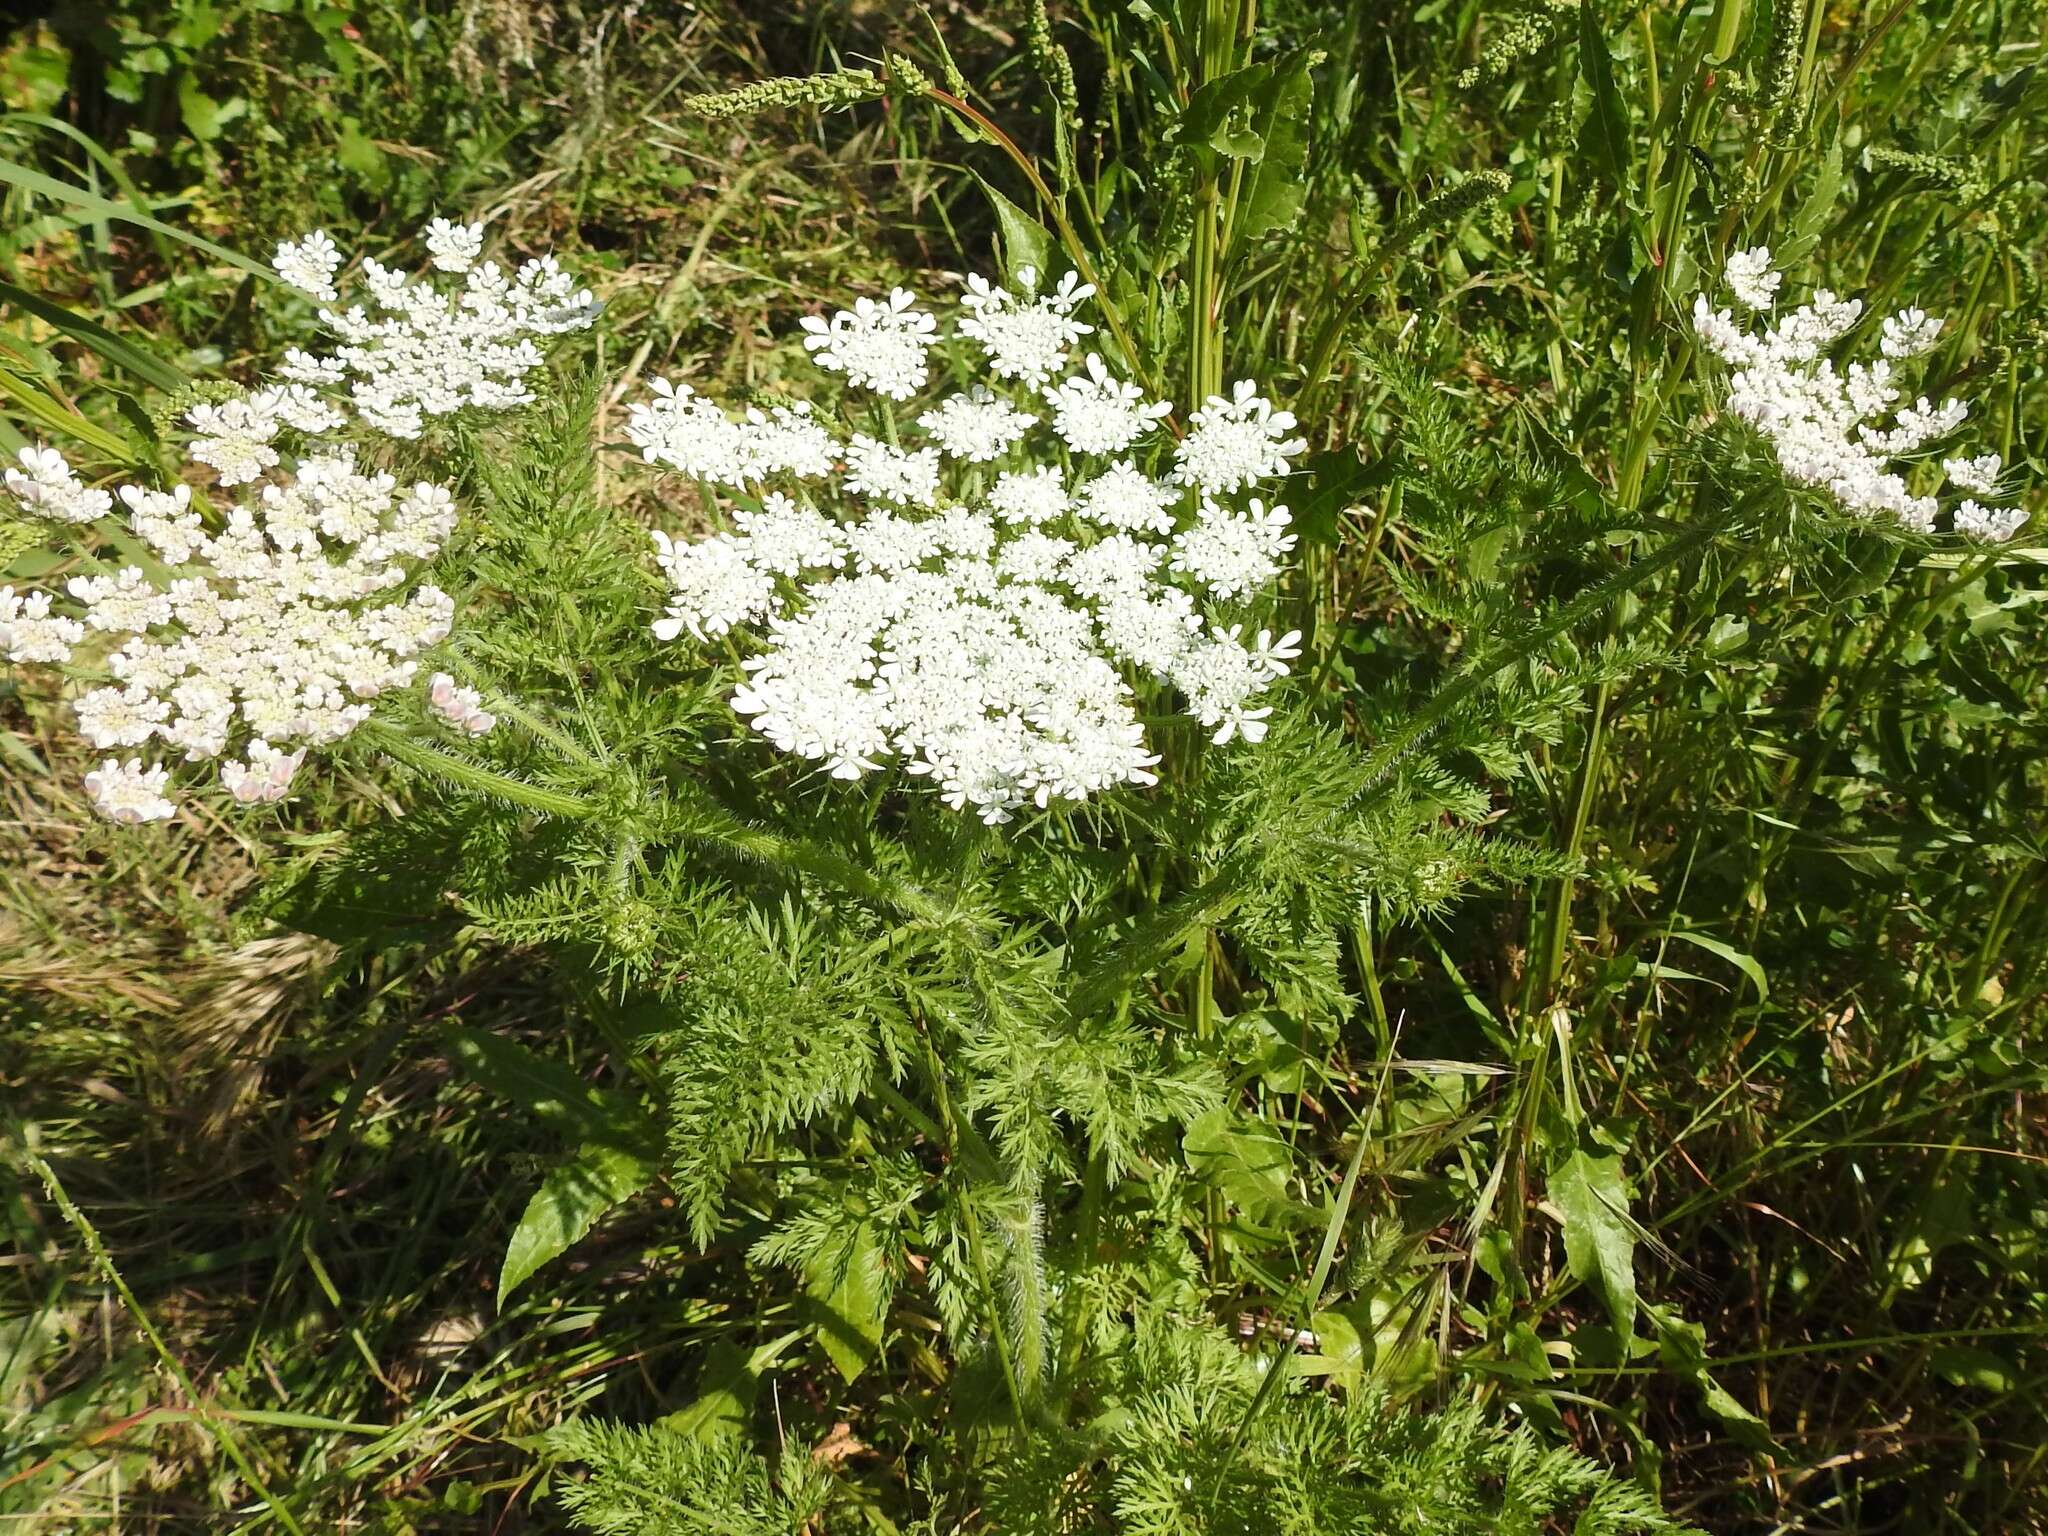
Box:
3, 2, 2044, 1530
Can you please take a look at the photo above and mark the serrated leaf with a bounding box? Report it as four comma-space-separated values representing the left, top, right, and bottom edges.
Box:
1237, 50, 1316, 243
1576, 0, 1633, 194
1774, 143, 1842, 272
498, 1141, 658, 1303
802, 1218, 891, 1383
1549, 1142, 1636, 1333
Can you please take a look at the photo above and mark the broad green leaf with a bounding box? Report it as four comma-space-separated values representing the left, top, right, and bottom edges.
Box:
177, 78, 245, 142
802, 1218, 891, 1383
1575, 0, 1633, 194
1549, 1142, 1636, 1333
658, 1333, 800, 1441
1174, 65, 1273, 162
498, 1141, 658, 1303
443, 1026, 657, 1150
1236, 50, 1316, 243
1930, 1344, 2018, 1394
1184, 1106, 1295, 1219
972, 173, 1054, 289
336, 117, 387, 180
1652, 1305, 1775, 1450
1304, 1308, 1364, 1390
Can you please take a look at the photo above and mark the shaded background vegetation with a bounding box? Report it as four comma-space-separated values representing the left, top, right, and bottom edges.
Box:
2, 0, 2044, 1530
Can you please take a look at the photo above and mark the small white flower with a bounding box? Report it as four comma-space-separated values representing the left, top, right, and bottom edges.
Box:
918, 388, 1037, 461
85, 758, 177, 824
186, 396, 283, 485
274, 230, 342, 301
1725, 246, 1781, 310
1943, 453, 2002, 496
800, 288, 938, 399
844, 436, 941, 508
1169, 499, 1297, 601
1075, 461, 1180, 534
221, 738, 307, 803
987, 466, 1068, 526
423, 217, 486, 273
1879, 308, 1943, 359
1954, 500, 2027, 543
956, 268, 1095, 387
0, 586, 85, 664
6, 445, 112, 524
1046, 354, 1171, 454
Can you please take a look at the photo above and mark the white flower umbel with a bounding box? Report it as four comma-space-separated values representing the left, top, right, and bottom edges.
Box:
274, 230, 342, 302
957, 268, 1095, 387
423, 217, 486, 273
6, 444, 113, 524
1694, 251, 2030, 541
84, 757, 177, 824
1724, 246, 1781, 310
1173, 381, 1308, 495
13, 442, 464, 821
274, 221, 598, 438
0, 586, 86, 664
918, 389, 1037, 462
1046, 353, 1173, 455
627, 274, 1308, 824
800, 288, 938, 400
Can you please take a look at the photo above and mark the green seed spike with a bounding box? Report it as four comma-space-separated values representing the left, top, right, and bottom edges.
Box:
679, 69, 884, 121
1387, 170, 1512, 253
1453, 0, 1575, 92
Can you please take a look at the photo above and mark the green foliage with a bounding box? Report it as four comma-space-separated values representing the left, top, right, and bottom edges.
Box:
3, 0, 2045, 1531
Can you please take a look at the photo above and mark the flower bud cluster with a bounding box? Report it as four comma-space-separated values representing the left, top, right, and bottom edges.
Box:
1693, 247, 2028, 541
626, 272, 1307, 825
427, 671, 498, 735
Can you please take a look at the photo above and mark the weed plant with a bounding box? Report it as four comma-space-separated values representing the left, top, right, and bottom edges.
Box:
1, 0, 2043, 1531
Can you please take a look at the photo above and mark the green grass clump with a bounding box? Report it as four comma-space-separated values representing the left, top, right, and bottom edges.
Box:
2, 0, 2045, 1531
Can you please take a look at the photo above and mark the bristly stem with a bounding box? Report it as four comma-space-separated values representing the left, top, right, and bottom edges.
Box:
363, 721, 600, 821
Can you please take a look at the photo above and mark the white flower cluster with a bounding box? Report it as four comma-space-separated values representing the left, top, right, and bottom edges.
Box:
1694, 247, 2028, 542
6, 445, 113, 523
273, 219, 598, 438
4, 442, 459, 823
427, 671, 497, 736
627, 272, 1307, 824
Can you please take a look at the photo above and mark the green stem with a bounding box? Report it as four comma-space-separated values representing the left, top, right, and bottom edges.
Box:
16, 1139, 311, 1536
363, 722, 600, 821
